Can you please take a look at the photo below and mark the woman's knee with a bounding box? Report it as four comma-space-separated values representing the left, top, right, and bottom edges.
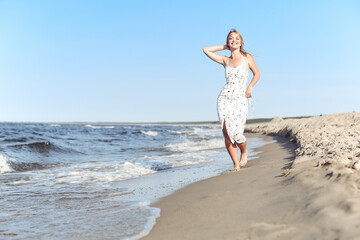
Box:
236, 141, 247, 150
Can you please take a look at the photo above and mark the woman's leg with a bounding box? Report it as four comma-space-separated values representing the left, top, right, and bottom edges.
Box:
222, 120, 240, 170
236, 141, 248, 167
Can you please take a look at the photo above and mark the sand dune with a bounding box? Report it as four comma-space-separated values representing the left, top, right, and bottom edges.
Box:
245, 112, 360, 239
247, 112, 360, 171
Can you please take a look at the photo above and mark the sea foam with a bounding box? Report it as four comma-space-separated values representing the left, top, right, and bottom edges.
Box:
125, 203, 160, 240
0, 154, 15, 173
164, 139, 224, 152
53, 161, 156, 184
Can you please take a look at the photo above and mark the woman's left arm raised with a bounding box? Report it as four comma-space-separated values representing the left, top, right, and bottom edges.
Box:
245, 55, 260, 98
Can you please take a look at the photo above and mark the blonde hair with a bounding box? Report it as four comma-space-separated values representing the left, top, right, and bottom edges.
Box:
226, 28, 252, 57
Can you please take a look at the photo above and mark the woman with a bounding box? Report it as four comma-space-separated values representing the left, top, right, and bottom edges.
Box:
203, 28, 260, 171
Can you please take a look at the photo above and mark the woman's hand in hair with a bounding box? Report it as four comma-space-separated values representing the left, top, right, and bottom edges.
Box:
202, 45, 229, 66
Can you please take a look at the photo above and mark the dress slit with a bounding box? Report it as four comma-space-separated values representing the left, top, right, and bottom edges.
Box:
221, 118, 235, 145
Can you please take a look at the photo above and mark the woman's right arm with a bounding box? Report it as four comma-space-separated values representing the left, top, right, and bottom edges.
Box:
202, 45, 228, 67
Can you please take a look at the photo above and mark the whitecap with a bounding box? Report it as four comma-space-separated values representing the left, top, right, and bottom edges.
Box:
167, 129, 188, 134
141, 130, 158, 137
0, 153, 15, 173
85, 124, 114, 129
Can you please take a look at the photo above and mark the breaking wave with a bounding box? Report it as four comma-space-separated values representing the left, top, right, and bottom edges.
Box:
0, 153, 55, 173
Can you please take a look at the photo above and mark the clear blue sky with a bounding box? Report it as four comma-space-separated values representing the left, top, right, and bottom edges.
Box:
1, 0, 359, 122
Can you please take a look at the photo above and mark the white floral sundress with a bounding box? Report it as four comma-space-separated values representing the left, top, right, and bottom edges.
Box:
217, 55, 250, 144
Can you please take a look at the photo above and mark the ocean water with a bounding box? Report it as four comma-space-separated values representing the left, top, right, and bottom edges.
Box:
0, 122, 269, 239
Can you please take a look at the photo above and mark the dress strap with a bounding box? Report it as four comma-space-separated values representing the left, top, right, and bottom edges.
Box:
245, 55, 251, 68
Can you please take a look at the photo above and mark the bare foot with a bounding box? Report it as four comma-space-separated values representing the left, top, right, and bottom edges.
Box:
230, 166, 240, 172
239, 151, 248, 167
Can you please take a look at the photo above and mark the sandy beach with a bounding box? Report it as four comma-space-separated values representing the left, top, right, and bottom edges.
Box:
143, 112, 360, 240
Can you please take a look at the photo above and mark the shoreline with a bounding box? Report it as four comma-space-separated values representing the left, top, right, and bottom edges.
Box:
143, 133, 301, 239
142, 112, 360, 240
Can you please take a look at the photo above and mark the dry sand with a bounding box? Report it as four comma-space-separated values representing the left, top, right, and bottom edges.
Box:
142, 112, 360, 240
